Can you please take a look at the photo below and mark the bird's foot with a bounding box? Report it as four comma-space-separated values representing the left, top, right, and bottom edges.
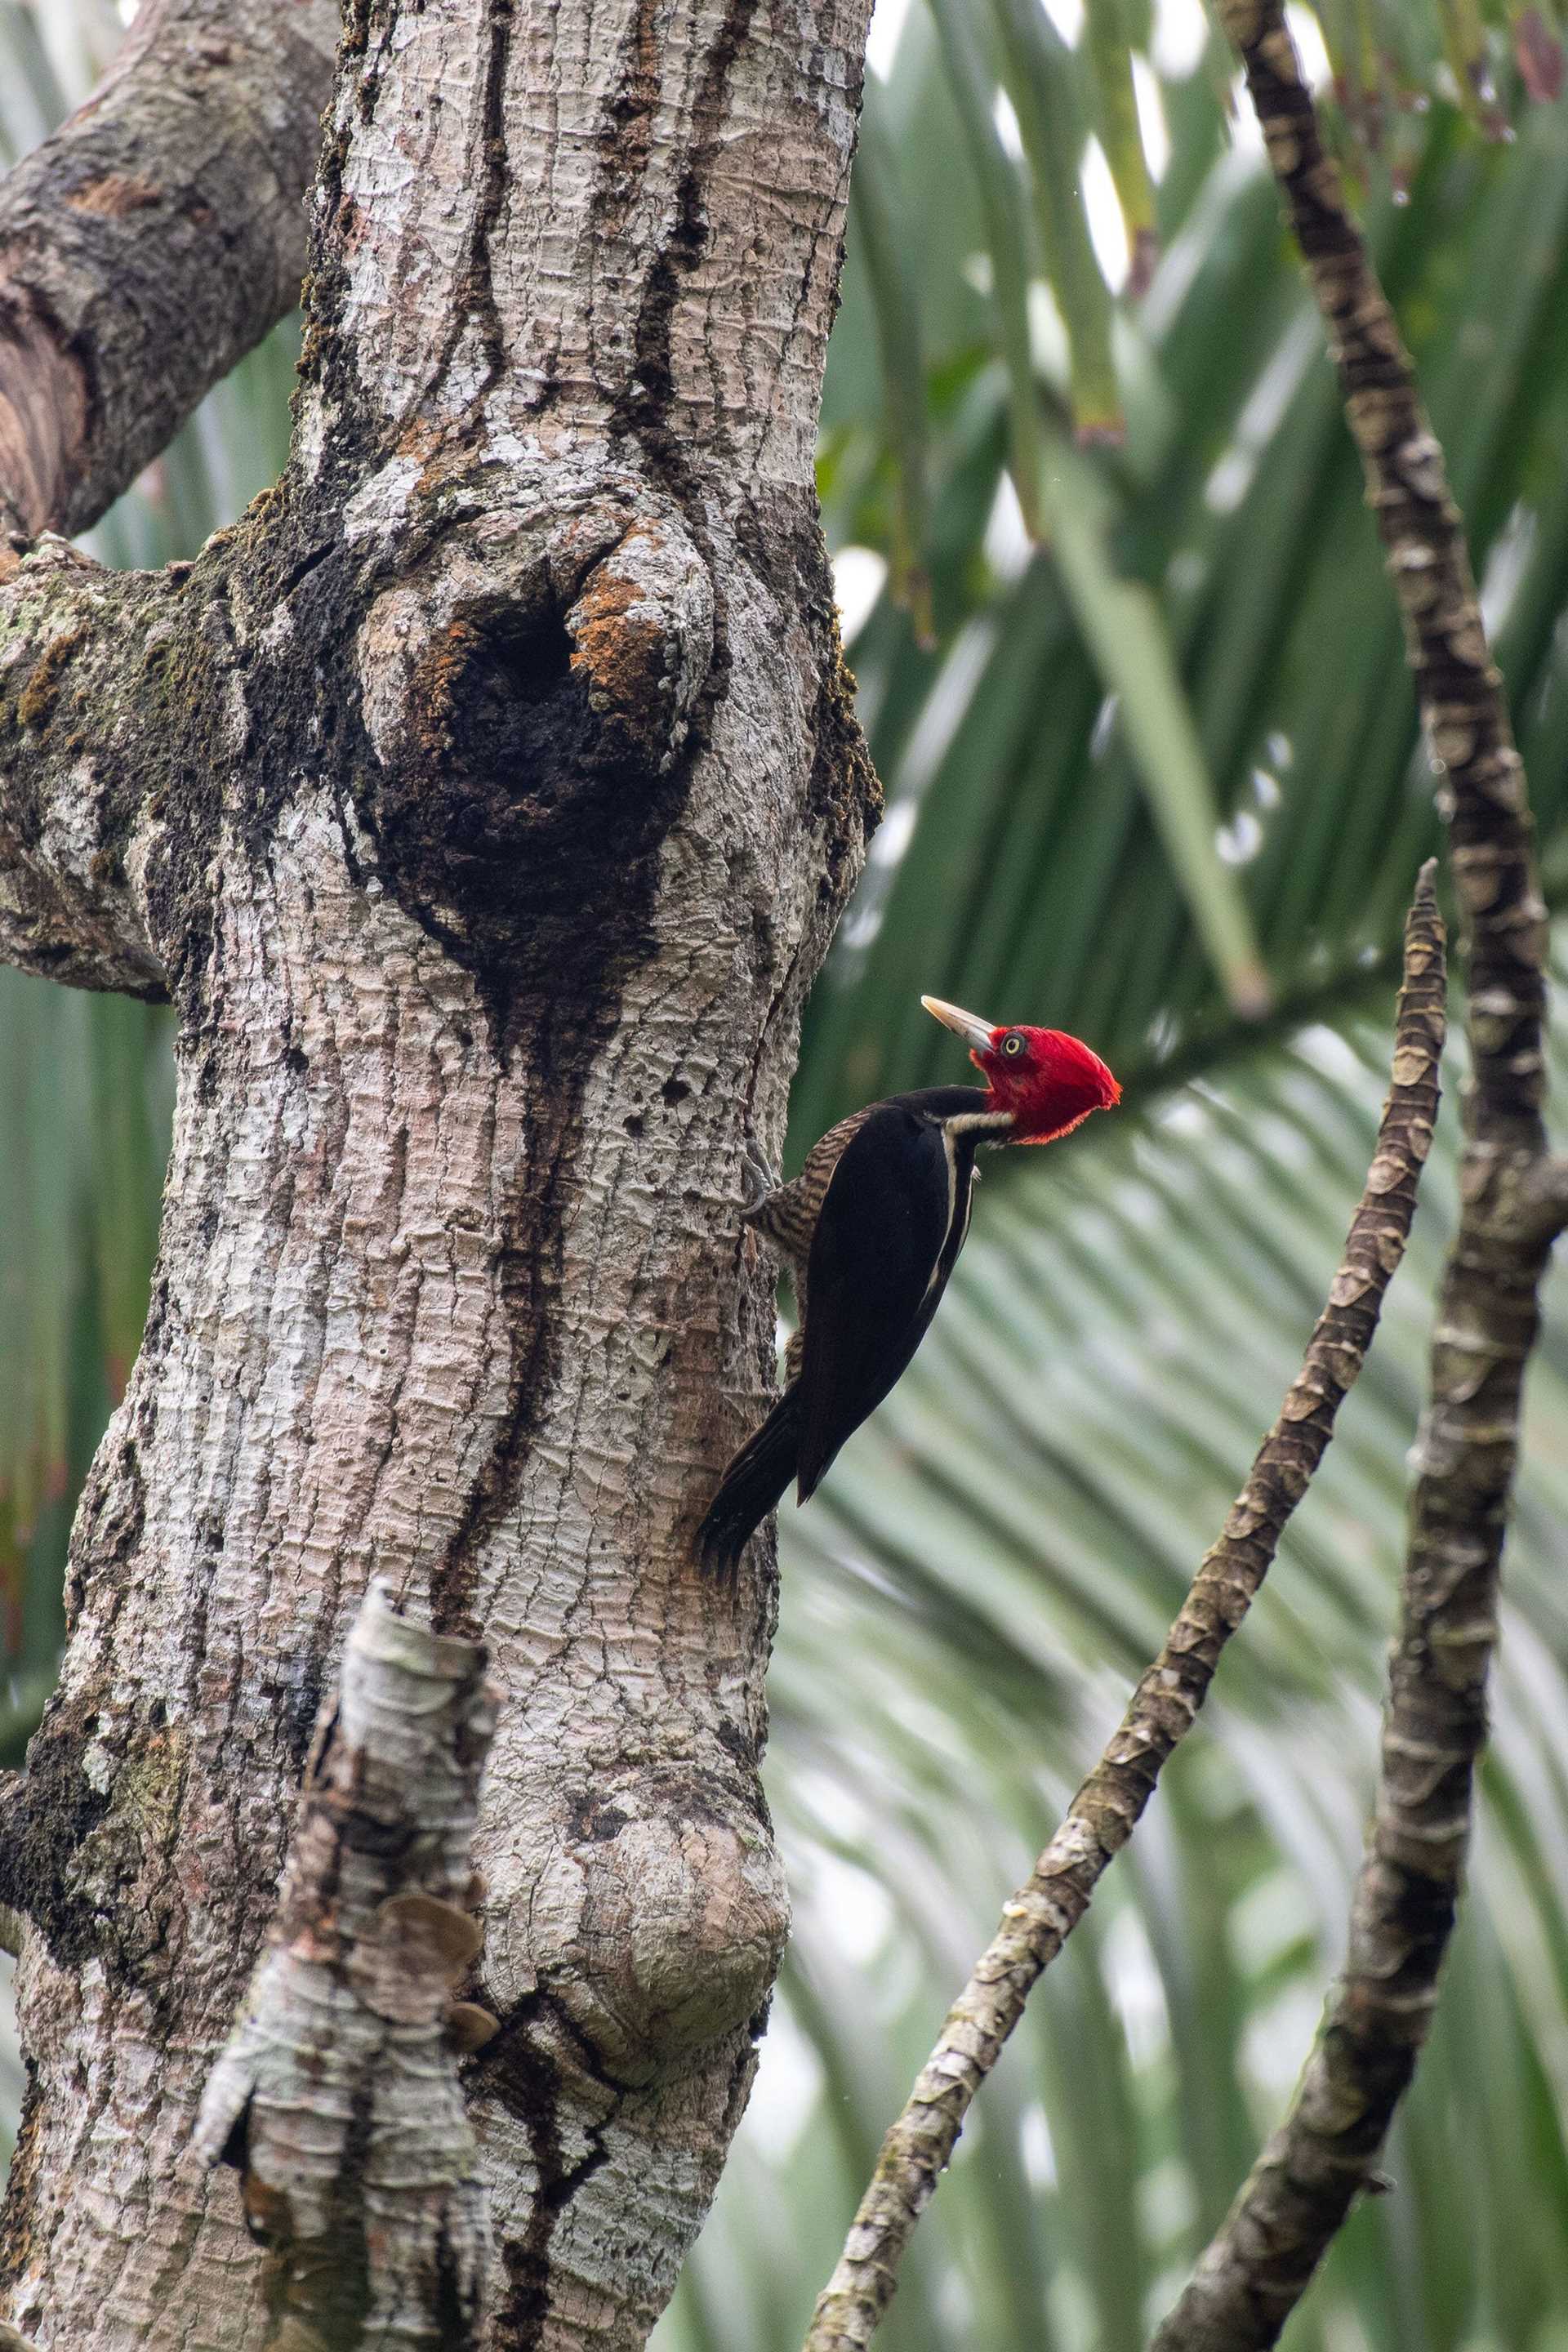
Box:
738, 1143, 781, 1222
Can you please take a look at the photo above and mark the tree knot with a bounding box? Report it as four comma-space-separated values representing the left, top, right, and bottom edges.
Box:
354, 488, 714, 1018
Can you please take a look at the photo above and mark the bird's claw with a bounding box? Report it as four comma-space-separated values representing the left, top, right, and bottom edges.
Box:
739, 1144, 780, 1219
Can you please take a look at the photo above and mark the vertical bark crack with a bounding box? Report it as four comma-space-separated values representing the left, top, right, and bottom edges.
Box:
477, 1989, 620, 2352
594, 0, 666, 238
615, 0, 761, 490
426, 0, 518, 423
429, 1071, 581, 1639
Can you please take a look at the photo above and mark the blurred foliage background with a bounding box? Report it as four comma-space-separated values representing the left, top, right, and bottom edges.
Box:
4, 2, 1568, 2346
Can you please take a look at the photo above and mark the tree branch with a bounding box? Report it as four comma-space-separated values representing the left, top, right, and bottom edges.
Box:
1147, 1257, 1524, 2352
0, 532, 242, 996
193, 1580, 498, 2351
801, 867, 1447, 2352
0, 0, 337, 546
1521, 1152, 1568, 1241
1214, 1, 1544, 1153
1144, 11, 1564, 2343
0, 2, 336, 996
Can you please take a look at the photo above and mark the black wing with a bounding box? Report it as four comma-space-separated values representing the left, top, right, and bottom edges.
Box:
794, 1100, 969, 1502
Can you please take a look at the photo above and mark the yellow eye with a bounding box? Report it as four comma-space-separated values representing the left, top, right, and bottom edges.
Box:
1003, 1034, 1025, 1057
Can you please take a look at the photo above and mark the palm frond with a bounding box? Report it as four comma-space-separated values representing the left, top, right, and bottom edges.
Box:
659, 927, 1568, 2352
804, 65, 1568, 1148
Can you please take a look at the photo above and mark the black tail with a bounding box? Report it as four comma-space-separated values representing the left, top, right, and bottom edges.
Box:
696, 1392, 801, 1579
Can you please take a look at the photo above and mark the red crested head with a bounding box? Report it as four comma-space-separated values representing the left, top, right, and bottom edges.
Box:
921, 996, 1120, 1146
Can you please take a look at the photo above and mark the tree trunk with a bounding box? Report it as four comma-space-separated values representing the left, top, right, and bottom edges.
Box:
0, 1, 876, 2344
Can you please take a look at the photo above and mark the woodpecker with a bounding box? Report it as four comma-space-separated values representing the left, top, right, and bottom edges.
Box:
696, 996, 1120, 1575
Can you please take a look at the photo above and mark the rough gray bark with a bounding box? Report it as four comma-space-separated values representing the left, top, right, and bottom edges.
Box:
194, 1582, 497, 2350
0, 0, 878, 2345
0, 0, 339, 545
0, 532, 198, 991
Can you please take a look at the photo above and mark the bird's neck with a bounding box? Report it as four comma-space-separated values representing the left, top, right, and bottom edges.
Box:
942, 1102, 1015, 1143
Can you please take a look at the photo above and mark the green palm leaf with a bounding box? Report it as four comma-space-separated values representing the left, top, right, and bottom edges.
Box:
659, 925, 1568, 2352
800, 67, 1568, 1152
6, 18, 1568, 2341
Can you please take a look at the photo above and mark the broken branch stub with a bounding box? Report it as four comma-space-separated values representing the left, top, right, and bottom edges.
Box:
193, 1581, 500, 2352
